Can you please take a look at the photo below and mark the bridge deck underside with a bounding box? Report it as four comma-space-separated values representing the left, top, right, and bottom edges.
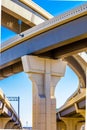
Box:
57, 96, 86, 121
1, 15, 87, 67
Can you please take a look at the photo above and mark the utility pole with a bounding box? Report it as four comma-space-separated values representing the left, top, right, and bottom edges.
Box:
7, 96, 20, 119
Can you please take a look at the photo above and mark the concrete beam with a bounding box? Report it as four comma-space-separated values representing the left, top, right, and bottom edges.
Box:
1, 0, 44, 26
74, 103, 85, 118
78, 98, 86, 109
74, 54, 87, 71
65, 56, 86, 88
0, 61, 23, 78
0, 101, 3, 114
60, 106, 76, 117
56, 90, 86, 117
20, 0, 53, 20
37, 38, 87, 58
1, 11, 31, 33
0, 73, 5, 80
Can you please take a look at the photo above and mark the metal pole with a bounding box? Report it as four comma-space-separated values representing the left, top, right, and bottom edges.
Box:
7, 96, 20, 119
18, 96, 20, 119
18, 20, 22, 34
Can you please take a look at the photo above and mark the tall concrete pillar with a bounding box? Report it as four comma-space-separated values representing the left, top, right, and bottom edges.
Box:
22, 55, 66, 130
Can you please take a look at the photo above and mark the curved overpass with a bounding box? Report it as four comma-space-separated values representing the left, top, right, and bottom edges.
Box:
0, 89, 22, 129
56, 87, 86, 130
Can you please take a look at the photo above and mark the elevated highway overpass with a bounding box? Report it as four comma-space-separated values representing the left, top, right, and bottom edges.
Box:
56, 87, 86, 130
1, 4, 87, 88
0, 89, 22, 129
1, 1, 87, 130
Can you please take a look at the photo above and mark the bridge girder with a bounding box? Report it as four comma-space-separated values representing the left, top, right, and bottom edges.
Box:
56, 88, 86, 119
1, 0, 52, 33
1, 11, 31, 33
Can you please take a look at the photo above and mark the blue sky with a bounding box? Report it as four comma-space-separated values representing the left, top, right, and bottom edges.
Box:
1, 0, 86, 127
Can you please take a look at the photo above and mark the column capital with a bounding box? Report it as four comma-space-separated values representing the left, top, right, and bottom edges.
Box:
22, 55, 67, 77
22, 55, 67, 97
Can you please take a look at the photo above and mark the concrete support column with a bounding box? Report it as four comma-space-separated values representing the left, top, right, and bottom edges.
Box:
22, 55, 66, 130
57, 121, 66, 130
61, 117, 84, 130
5, 121, 15, 129
76, 122, 85, 130
75, 103, 85, 118
12, 124, 20, 129
0, 118, 11, 129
